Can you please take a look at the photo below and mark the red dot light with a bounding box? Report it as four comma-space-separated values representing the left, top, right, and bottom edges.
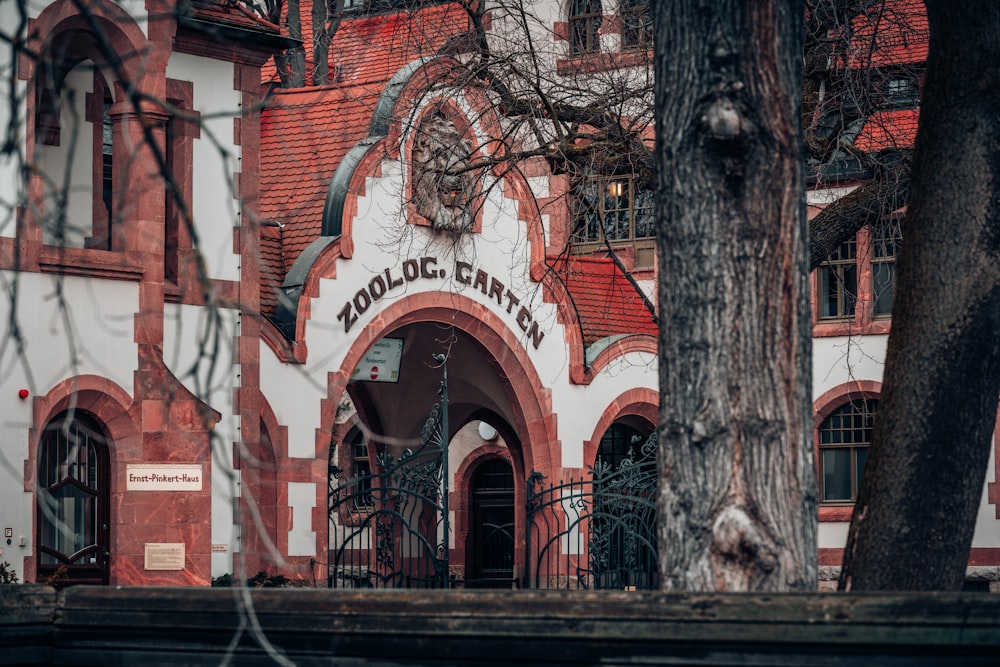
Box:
18, 389, 29, 400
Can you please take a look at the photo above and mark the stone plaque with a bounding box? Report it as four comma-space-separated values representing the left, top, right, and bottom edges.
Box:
127, 464, 203, 491
144, 543, 185, 571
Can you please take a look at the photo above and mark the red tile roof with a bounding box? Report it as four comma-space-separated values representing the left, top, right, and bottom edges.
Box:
548, 257, 658, 346
844, 0, 928, 68
259, 85, 379, 272
257, 3, 475, 320
187, 0, 282, 35
854, 108, 919, 152
261, 1, 471, 86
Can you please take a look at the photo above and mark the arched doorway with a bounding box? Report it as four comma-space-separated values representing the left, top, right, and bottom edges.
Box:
468, 458, 515, 588
591, 422, 657, 590
36, 411, 110, 587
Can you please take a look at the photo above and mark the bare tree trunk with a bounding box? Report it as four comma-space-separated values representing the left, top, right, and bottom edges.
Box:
281, 0, 306, 88
654, 0, 817, 591
839, 0, 1000, 591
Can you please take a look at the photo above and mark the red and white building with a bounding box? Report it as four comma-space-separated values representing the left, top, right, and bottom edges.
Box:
0, 0, 996, 590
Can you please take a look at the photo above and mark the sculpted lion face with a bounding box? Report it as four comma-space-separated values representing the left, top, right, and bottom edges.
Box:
412, 113, 475, 234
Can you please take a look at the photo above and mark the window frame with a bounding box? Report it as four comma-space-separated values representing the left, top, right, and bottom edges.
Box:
817, 398, 878, 505
812, 220, 900, 336
571, 173, 655, 267
570, 0, 604, 55
619, 0, 652, 52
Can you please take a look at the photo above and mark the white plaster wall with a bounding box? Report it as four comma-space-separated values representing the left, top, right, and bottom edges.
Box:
288, 481, 317, 556
34, 66, 96, 248
162, 302, 240, 576
165, 53, 241, 283
555, 352, 658, 469
0, 2, 23, 241
972, 443, 1000, 548
812, 334, 888, 399
0, 271, 138, 573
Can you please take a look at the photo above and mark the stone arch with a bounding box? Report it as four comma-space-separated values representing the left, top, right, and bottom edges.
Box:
582, 387, 657, 470
25, 375, 138, 583
325, 291, 558, 479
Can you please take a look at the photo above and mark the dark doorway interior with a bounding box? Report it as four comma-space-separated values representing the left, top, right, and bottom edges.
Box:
469, 458, 515, 588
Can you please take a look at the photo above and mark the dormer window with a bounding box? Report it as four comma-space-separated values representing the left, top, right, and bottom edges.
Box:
570, 0, 603, 55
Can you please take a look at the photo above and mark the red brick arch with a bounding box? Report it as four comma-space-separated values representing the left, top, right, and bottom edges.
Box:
25, 375, 139, 583
326, 292, 558, 477
581, 387, 658, 471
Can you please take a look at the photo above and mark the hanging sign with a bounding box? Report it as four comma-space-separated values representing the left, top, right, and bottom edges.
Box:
351, 337, 403, 383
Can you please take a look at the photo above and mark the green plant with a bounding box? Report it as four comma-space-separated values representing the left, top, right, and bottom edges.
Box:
0, 561, 19, 584
212, 571, 291, 587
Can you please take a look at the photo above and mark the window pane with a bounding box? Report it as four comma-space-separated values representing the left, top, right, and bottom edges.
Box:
855, 447, 868, 490
872, 221, 900, 317
822, 449, 852, 501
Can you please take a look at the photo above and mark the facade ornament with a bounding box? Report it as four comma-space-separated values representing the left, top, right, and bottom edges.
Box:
411, 112, 476, 234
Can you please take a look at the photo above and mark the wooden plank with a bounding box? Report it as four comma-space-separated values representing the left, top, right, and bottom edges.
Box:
0, 584, 56, 666
45, 588, 1000, 665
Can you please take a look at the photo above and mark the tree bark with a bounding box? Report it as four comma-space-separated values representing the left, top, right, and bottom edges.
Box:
655, 0, 817, 591
839, 0, 1000, 591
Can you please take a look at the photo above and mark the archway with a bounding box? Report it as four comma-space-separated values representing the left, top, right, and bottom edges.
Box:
325, 294, 557, 588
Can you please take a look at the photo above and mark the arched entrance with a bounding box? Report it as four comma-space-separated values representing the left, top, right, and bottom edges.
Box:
468, 458, 515, 588
326, 294, 558, 589
36, 411, 111, 587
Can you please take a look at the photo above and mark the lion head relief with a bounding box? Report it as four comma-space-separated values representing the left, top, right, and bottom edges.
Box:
411, 112, 476, 234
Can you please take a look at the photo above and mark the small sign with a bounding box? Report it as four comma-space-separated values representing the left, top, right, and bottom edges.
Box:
127, 464, 203, 491
144, 543, 185, 571
351, 337, 403, 383
3, 528, 11, 538
211, 544, 229, 553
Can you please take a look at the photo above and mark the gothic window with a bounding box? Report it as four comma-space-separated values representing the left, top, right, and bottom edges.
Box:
570, 0, 603, 54
819, 399, 877, 503
37, 411, 110, 587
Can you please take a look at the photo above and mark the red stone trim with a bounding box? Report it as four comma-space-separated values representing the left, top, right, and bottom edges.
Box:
556, 50, 652, 76
580, 388, 657, 473
823, 547, 1000, 568
37, 247, 145, 281
321, 292, 559, 479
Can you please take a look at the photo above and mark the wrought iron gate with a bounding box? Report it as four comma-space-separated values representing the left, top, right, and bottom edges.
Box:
328, 401, 449, 589
525, 432, 658, 590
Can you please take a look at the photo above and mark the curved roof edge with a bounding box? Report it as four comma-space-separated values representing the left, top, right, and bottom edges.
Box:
273, 56, 444, 341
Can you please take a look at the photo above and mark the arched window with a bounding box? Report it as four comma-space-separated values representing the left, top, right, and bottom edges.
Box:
570, 0, 603, 54
591, 422, 657, 590
37, 411, 111, 586
819, 399, 877, 502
